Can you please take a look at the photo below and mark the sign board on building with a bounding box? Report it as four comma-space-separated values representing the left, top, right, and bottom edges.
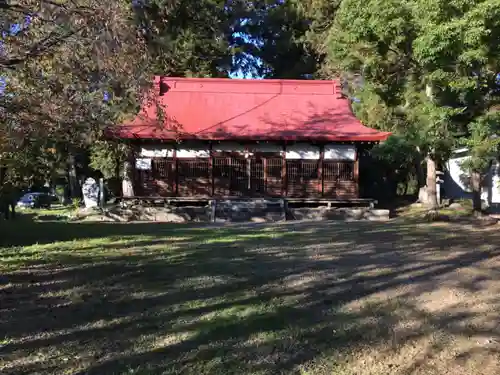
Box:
140, 146, 174, 158
136, 158, 152, 170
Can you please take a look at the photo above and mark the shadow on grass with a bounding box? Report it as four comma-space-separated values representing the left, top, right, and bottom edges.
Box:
1, 219, 500, 374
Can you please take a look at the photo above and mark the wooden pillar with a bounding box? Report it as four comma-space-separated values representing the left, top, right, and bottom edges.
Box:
318, 144, 324, 197
354, 146, 360, 198
173, 144, 178, 196
209, 142, 214, 197
281, 143, 287, 197
228, 155, 232, 196
263, 157, 268, 194
246, 145, 251, 193
67, 150, 80, 199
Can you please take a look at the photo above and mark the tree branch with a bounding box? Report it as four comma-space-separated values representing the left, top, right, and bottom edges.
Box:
0, 26, 84, 69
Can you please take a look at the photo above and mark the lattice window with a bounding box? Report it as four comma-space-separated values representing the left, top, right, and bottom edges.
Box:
286, 160, 319, 181
213, 158, 226, 178
250, 159, 265, 194
266, 158, 282, 179
135, 168, 155, 196
177, 159, 210, 196
213, 157, 248, 196
152, 159, 175, 196
177, 159, 210, 179
286, 160, 320, 197
265, 158, 283, 196
153, 159, 172, 180
323, 161, 354, 181
229, 158, 248, 195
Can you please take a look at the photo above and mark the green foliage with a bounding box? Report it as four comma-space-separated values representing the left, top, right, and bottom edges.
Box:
371, 135, 420, 196
55, 185, 65, 203
350, 83, 405, 132
0, 141, 66, 190
461, 112, 500, 172
89, 141, 128, 180
315, 0, 500, 127
404, 92, 463, 161
1, 0, 243, 191
372, 135, 417, 169
306, 0, 500, 206
231, 0, 325, 78
137, 0, 237, 77
1, 0, 153, 189
3, 0, 500, 210
320, 0, 414, 104
71, 197, 82, 211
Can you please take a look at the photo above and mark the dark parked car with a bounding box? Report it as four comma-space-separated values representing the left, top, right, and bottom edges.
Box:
16, 192, 53, 209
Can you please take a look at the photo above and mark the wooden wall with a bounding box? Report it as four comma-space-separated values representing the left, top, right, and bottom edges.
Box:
134, 142, 359, 199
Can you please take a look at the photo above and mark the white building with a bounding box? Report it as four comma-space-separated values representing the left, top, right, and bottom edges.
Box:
443, 147, 500, 208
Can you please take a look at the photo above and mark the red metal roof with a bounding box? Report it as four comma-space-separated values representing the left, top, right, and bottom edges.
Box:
113, 76, 390, 142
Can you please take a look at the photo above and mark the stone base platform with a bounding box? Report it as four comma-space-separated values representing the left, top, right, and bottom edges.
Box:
76, 199, 390, 223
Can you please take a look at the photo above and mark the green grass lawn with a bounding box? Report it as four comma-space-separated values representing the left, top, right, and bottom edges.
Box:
395, 199, 475, 220
1, 217, 500, 375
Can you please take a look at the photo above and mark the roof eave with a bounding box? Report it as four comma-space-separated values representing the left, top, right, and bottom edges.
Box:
110, 132, 391, 143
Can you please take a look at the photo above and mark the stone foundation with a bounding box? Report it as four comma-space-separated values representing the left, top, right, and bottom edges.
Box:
75, 200, 390, 223
115, 205, 210, 222
215, 199, 285, 223
288, 207, 390, 221
74, 205, 211, 223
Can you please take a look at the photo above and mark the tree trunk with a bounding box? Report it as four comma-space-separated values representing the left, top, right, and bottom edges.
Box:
415, 157, 426, 190
426, 156, 439, 210
9, 200, 15, 219
115, 157, 122, 197
0, 167, 5, 219
0, 180, 15, 220
0, 166, 6, 186
471, 170, 482, 216
390, 177, 398, 200
99, 178, 105, 208
68, 153, 80, 199
414, 148, 426, 202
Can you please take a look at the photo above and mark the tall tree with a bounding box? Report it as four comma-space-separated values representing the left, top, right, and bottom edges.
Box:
310, 0, 500, 210
1, 0, 249, 196
137, 0, 239, 77
0, 0, 153, 205
232, 0, 326, 79
461, 113, 500, 215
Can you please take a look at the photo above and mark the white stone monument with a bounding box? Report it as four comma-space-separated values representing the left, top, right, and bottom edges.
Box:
122, 160, 135, 198
82, 177, 99, 208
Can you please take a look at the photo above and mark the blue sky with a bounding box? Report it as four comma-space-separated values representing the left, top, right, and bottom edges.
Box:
230, 59, 261, 79
230, 70, 253, 79
229, 30, 263, 79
